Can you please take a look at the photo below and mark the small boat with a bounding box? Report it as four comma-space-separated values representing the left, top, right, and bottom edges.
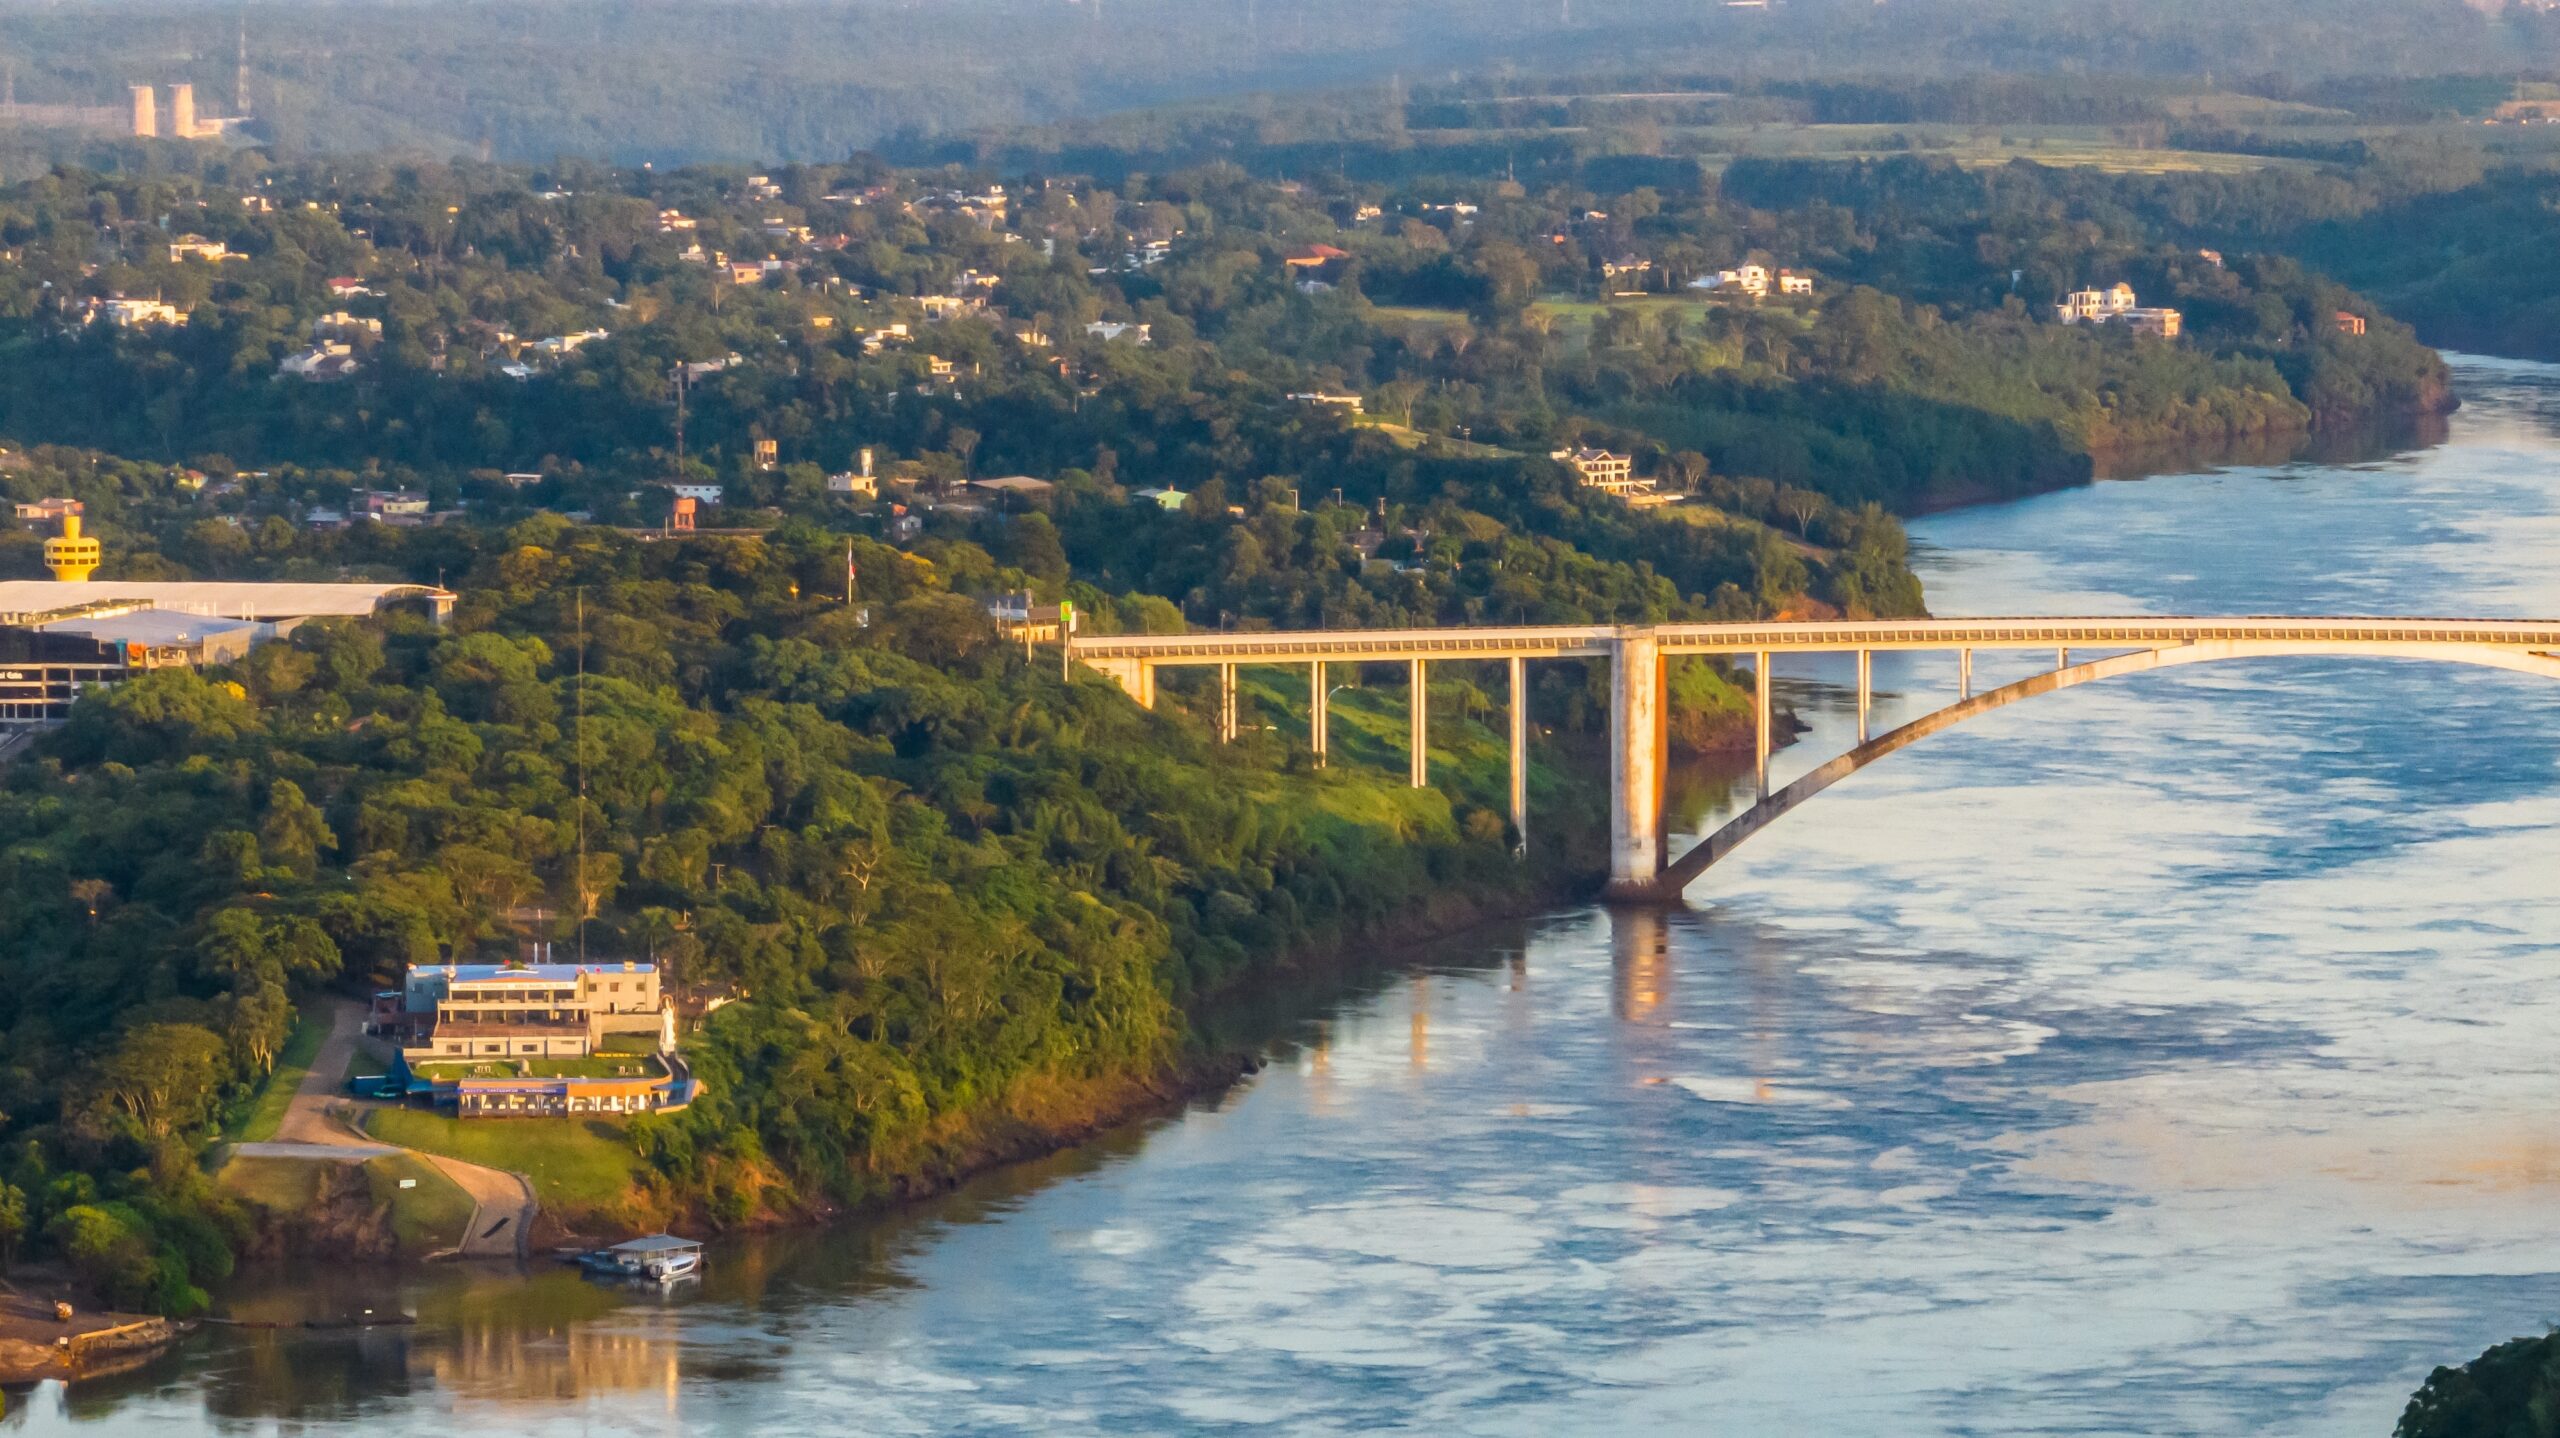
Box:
575, 1234, 704, 1285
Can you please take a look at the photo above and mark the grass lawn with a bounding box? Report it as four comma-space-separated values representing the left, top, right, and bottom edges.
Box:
1366, 304, 1471, 328
215, 1150, 477, 1255
363, 1153, 476, 1253
215, 1154, 327, 1212
225, 1010, 331, 1143
1347, 414, 1515, 459
364, 1107, 647, 1215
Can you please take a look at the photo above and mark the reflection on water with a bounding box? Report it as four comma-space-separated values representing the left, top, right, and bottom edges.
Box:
18, 355, 2560, 1436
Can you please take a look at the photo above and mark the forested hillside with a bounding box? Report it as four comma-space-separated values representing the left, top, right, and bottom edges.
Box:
0, 500, 1625, 1310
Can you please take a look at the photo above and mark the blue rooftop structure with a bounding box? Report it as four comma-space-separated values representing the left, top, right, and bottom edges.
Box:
422, 962, 656, 983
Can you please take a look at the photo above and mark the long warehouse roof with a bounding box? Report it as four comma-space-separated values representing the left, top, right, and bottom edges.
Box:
0, 580, 453, 623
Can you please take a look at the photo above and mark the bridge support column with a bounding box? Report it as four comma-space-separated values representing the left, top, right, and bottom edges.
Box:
1959, 648, 1971, 701
1089, 657, 1156, 709
1310, 661, 1328, 767
1220, 663, 1237, 742
1409, 659, 1428, 787
1508, 656, 1528, 853
1754, 649, 1772, 795
1605, 632, 1664, 896
1856, 648, 1872, 745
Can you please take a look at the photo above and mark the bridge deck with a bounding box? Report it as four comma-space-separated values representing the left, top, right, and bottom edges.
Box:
1073, 617, 2560, 665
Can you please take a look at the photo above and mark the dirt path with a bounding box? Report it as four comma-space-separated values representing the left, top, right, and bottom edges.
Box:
275, 996, 372, 1147
259, 995, 538, 1260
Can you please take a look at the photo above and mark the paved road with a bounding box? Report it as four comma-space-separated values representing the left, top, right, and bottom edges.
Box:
229, 1141, 398, 1160
426, 1157, 537, 1259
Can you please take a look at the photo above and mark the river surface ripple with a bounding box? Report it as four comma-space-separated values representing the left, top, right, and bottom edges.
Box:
22, 356, 2560, 1437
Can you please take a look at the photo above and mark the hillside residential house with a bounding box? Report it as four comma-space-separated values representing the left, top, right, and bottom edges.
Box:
531, 329, 608, 358
2055, 284, 2182, 338
368, 957, 697, 1118
1552, 447, 1637, 490
1284, 243, 1351, 270
1694, 264, 1772, 298
1287, 391, 1365, 412
371, 958, 672, 1060
279, 342, 360, 380
13, 497, 81, 529
1552, 448, 1680, 508
2336, 311, 2367, 336
1778, 270, 1815, 296
96, 298, 187, 328
358, 489, 430, 524
311, 311, 382, 340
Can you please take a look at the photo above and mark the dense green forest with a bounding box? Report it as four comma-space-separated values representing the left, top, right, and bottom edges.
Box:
2396, 1329, 2560, 1438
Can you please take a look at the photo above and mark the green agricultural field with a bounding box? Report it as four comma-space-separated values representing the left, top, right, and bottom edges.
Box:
365, 1107, 647, 1215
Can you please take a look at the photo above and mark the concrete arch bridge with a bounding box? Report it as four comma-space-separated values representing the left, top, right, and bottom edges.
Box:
1070, 618, 2560, 903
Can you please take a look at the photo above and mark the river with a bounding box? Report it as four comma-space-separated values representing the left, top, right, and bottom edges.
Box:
18, 355, 2560, 1435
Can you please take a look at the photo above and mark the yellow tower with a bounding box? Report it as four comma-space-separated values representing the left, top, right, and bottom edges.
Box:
44, 513, 100, 582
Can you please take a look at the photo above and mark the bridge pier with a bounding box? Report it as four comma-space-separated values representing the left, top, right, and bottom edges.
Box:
1310, 661, 1328, 767
1089, 657, 1156, 709
1856, 648, 1872, 744
1754, 649, 1772, 795
1604, 632, 1664, 897
1409, 659, 1427, 787
1219, 662, 1238, 742
1508, 655, 1528, 852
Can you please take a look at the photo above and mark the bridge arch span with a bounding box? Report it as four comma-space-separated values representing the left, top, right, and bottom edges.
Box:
1638, 640, 2560, 901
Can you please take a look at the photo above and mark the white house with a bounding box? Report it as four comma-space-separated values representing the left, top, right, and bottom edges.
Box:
98, 298, 188, 328
279, 342, 359, 380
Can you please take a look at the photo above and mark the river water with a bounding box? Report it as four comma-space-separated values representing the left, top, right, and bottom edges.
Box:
19, 356, 2560, 1435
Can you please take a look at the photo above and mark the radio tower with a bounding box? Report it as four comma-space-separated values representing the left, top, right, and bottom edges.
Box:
235, 16, 251, 118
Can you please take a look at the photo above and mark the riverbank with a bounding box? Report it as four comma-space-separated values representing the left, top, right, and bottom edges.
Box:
0, 1291, 180, 1387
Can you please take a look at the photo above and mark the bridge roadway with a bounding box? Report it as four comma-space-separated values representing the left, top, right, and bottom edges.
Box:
1069, 617, 2560, 901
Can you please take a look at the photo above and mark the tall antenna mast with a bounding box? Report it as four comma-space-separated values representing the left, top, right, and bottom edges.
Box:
235, 15, 250, 117
575, 587, 588, 964
671, 363, 688, 473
